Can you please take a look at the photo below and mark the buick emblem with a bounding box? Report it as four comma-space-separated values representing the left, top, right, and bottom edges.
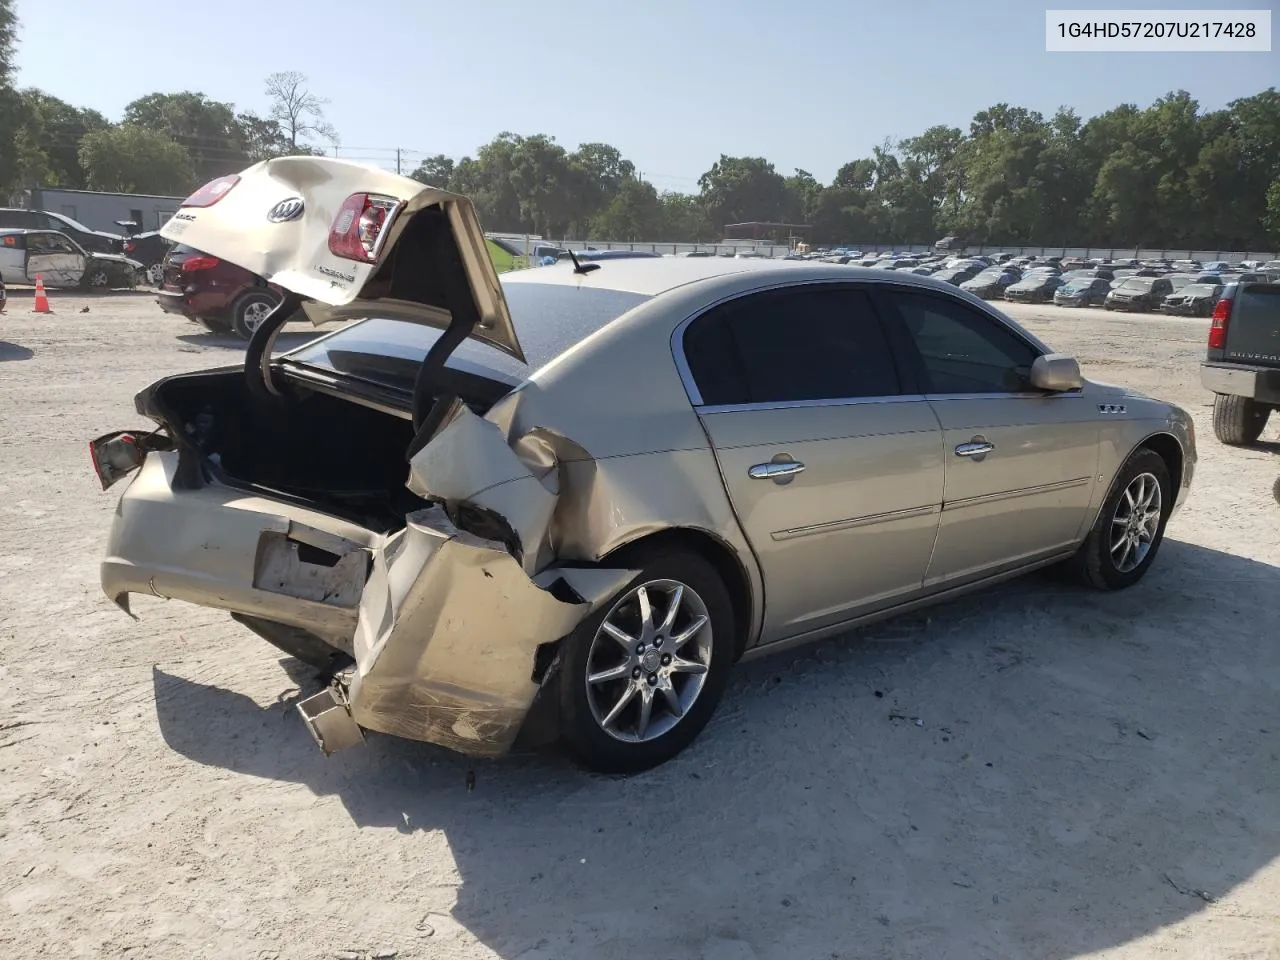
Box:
267, 197, 305, 223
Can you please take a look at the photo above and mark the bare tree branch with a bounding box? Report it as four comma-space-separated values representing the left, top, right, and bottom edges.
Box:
264, 71, 339, 151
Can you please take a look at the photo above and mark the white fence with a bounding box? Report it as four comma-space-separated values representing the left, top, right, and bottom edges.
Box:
492, 235, 1278, 262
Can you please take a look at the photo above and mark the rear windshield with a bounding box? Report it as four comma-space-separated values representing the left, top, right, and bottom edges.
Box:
283, 282, 652, 393
1234, 283, 1280, 321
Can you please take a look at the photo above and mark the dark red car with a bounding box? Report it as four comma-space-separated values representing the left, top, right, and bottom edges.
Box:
156, 243, 284, 338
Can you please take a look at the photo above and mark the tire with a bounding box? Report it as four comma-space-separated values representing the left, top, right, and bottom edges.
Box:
557, 547, 736, 774
1063, 447, 1171, 591
231, 290, 279, 340
82, 267, 110, 290
199, 316, 232, 335
1212, 393, 1270, 445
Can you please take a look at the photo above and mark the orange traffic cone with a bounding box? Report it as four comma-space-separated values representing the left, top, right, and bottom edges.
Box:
32, 275, 51, 314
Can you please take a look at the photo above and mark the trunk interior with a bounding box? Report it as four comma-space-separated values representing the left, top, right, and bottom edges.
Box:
149, 369, 474, 532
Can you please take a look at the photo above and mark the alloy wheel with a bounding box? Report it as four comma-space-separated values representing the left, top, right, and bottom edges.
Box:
242, 299, 273, 333
584, 579, 713, 743
1110, 472, 1162, 574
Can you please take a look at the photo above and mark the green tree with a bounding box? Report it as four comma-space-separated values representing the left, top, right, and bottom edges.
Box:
1264, 180, 1280, 246
78, 125, 195, 195
18, 90, 109, 187
409, 154, 456, 188
123, 91, 246, 180
236, 111, 296, 162
0, 0, 25, 193
657, 192, 711, 242
697, 155, 789, 229
591, 178, 662, 240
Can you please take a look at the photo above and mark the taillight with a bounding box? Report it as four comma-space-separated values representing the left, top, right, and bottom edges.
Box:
328, 193, 399, 262
182, 174, 240, 208
1207, 298, 1230, 349
123, 241, 136, 252
89, 433, 142, 491
180, 255, 220, 272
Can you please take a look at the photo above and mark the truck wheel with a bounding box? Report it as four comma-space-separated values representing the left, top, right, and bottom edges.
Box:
1212, 393, 1270, 445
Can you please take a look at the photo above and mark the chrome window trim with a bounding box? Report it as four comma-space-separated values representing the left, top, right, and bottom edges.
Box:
698, 394, 927, 415
924, 389, 1084, 401
669, 275, 1054, 412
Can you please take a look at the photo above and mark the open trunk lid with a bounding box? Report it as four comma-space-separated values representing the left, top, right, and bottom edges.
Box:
1221, 283, 1280, 368
159, 156, 523, 363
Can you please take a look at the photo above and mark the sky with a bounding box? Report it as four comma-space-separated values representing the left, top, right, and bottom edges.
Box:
12, 0, 1279, 193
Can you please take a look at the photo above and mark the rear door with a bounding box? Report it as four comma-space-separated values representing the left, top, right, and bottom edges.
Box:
0, 233, 26, 283
24, 231, 86, 287
875, 288, 1099, 586
682, 283, 944, 643
1219, 283, 1280, 368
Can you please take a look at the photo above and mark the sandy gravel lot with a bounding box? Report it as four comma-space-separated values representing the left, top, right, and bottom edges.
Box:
1, 291, 1277, 960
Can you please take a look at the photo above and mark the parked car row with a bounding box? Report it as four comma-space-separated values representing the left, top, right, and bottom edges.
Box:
790, 248, 1278, 317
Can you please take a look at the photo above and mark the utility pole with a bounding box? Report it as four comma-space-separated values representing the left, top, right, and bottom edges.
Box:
395, 148, 402, 175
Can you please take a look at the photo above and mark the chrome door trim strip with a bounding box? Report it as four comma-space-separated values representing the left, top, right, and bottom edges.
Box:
771, 503, 940, 541
943, 475, 1092, 511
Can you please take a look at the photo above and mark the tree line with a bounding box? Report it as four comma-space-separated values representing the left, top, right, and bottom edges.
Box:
0, 2, 1276, 248
410, 90, 1280, 251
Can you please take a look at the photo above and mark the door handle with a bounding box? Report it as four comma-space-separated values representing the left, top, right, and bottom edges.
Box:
748, 461, 806, 479
955, 441, 995, 458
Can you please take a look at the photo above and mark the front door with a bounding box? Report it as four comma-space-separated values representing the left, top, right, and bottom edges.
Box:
680, 284, 944, 643
25, 232, 86, 287
875, 288, 1099, 585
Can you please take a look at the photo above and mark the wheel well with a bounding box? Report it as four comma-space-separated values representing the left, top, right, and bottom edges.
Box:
1139, 433, 1183, 498
600, 528, 754, 660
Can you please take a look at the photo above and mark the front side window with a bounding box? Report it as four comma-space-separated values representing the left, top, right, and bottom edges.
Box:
683, 285, 901, 406
884, 291, 1039, 394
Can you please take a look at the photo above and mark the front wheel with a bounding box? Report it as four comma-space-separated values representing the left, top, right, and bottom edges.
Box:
82, 267, 111, 290
231, 291, 279, 340
1212, 393, 1270, 445
557, 548, 736, 774
1063, 448, 1171, 590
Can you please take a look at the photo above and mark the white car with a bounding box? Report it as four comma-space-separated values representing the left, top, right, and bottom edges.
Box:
0, 229, 144, 289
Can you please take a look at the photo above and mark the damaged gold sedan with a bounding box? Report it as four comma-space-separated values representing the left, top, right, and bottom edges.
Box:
95, 158, 1196, 773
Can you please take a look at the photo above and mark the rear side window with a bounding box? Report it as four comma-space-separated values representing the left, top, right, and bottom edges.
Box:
883, 291, 1039, 394
683, 285, 901, 405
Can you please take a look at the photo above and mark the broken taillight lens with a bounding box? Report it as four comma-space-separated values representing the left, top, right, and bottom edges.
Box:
328, 193, 399, 263
89, 431, 173, 490
181, 175, 240, 208
1207, 298, 1230, 349
89, 433, 143, 491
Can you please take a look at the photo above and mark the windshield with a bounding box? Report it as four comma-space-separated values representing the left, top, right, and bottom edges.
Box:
49, 212, 97, 234
1182, 284, 1219, 297
1118, 278, 1154, 291
283, 282, 652, 394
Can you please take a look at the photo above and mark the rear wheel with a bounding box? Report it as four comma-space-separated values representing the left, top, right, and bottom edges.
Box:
231, 291, 279, 340
1212, 393, 1270, 445
1064, 448, 1171, 591
557, 548, 736, 774
199, 316, 232, 335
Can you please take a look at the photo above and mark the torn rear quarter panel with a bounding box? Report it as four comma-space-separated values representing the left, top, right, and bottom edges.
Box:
348, 505, 634, 756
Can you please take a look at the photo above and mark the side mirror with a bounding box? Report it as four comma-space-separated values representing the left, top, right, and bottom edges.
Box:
1030, 353, 1082, 392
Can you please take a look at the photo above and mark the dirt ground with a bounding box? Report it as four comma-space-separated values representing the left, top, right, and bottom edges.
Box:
1, 290, 1277, 960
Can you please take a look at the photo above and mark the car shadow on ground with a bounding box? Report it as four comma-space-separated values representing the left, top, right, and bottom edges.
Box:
175, 331, 324, 351
0, 340, 34, 362
152, 539, 1280, 959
